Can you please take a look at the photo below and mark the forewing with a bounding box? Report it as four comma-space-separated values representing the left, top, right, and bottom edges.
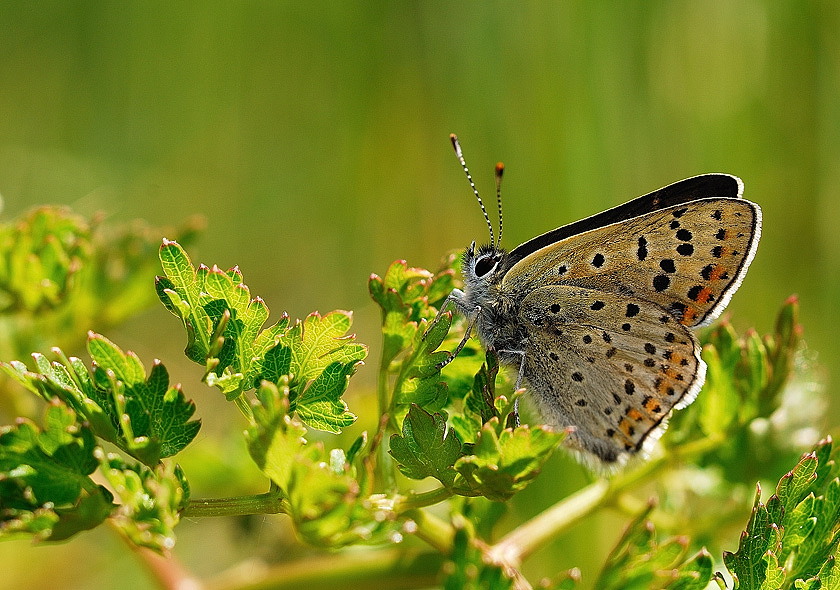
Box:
517, 285, 704, 464
502, 198, 761, 327
506, 174, 743, 263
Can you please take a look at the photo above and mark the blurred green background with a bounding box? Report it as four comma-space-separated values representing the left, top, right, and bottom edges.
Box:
1, 2, 838, 589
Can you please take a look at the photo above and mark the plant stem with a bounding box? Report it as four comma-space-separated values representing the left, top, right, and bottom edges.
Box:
487, 433, 727, 567
394, 486, 454, 513
234, 393, 253, 421
488, 479, 611, 567
403, 508, 455, 553
207, 548, 443, 590
182, 491, 288, 518
112, 521, 202, 590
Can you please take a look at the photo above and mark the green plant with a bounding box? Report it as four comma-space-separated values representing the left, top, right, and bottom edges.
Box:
0, 208, 836, 590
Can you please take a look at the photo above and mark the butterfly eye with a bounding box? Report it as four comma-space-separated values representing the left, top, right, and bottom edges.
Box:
474, 254, 498, 278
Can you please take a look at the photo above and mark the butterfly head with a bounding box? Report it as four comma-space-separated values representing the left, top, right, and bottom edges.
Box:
464, 241, 505, 280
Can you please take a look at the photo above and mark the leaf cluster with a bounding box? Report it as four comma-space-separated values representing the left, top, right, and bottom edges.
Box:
0, 206, 201, 359
156, 240, 362, 433
0, 217, 834, 590
0, 344, 194, 550
599, 437, 840, 590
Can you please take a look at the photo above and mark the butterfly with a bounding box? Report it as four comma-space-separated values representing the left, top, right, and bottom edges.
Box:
438, 134, 761, 467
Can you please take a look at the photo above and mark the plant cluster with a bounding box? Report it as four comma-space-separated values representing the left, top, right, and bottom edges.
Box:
0, 206, 837, 590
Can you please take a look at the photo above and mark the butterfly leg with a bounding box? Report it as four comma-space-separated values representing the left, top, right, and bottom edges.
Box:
420, 289, 480, 370
433, 306, 480, 370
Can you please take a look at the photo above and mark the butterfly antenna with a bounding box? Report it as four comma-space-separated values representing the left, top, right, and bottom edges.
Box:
494, 161, 505, 247
450, 134, 494, 247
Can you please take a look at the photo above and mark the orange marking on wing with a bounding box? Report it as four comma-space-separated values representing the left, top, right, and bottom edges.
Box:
663, 366, 680, 380
680, 306, 697, 325
626, 408, 645, 423
643, 397, 663, 414
695, 287, 714, 304
709, 264, 726, 281
617, 418, 641, 447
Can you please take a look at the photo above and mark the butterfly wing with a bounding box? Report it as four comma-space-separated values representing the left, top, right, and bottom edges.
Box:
501, 198, 761, 327
505, 174, 743, 266
517, 284, 703, 464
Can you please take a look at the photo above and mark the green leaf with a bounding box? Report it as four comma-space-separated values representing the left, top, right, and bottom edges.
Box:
389, 404, 463, 488
723, 438, 840, 589
1, 333, 200, 466
596, 506, 716, 590
246, 381, 396, 547
99, 455, 188, 552
369, 260, 436, 368
390, 308, 452, 412
454, 419, 563, 502
442, 525, 513, 590
256, 311, 364, 433
157, 241, 364, 432
293, 361, 358, 434
0, 402, 114, 542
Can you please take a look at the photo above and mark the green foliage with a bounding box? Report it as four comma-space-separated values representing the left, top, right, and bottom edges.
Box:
0, 206, 201, 359
667, 296, 809, 480
723, 438, 840, 589
246, 380, 395, 547
369, 259, 458, 413
389, 404, 463, 488
157, 240, 363, 433
593, 438, 840, 590
443, 525, 514, 590
2, 333, 200, 467
595, 505, 720, 590
0, 401, 112, 542
0, 224, 834, 590
100, 456, 188, 551
0, 207, 91, 313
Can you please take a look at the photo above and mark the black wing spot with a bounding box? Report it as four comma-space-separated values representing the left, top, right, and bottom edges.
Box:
660, 259, 676, 273
637, 237, 648, 261
592, 253, 605, 268
653, 275, 670, 292
677, 243, 694, 256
